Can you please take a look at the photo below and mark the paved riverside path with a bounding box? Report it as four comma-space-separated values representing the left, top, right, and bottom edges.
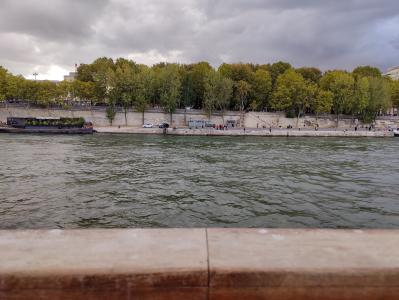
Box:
95, 126, 394, 137
1, 229, 399, 299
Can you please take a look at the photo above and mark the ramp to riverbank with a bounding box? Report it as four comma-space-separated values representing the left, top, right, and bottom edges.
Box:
1, 229, 398, 299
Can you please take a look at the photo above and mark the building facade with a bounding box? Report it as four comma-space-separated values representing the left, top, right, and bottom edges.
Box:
64, 72, 77, 82
384, 66, 399, 80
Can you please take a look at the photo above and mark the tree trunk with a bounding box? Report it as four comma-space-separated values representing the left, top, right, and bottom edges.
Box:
124, 108, 127, 126
296, 111, 301, 128
336, 112, 340, 128
142, 110, 144, 125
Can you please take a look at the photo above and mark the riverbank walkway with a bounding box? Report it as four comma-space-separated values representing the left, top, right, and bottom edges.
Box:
95, 126, 394, 137
1, 229, 399, 299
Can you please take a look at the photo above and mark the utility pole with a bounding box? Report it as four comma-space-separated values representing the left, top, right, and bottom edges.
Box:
33, 72, 38, 81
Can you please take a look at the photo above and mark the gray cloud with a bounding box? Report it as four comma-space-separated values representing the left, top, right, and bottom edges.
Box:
0, 0, 398, 79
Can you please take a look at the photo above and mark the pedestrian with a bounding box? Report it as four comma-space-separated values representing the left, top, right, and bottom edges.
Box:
244, 127, 246, 134
269, 126, 272, 133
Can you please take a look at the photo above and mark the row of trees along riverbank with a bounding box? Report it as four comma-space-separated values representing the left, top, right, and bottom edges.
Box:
1, 59, 399, 126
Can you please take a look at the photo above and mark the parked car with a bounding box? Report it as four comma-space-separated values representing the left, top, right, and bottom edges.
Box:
159, 122, 169, 128
143, 123, 154, 128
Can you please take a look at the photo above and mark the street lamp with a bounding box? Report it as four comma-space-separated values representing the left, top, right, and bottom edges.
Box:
33, 72, 38, 81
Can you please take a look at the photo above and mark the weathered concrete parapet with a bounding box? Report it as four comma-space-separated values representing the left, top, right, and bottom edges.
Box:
1, 229, 399, 299
208, 229, 399, 300
0, 229, 208, 300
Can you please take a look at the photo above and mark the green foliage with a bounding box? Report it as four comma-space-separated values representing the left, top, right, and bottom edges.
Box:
252, 69, 272, 111
353, 66, 382, 79
0, 59, 395, 122
203, 71, 234, 118
269, 61, 292, 87
311, 89, 333, 116
362, 77, 391, 122
106, 104, 117, 125
320, 71, 355, 123
271, 69, 312, 121
0, 66, 8, 100
25, 117, 85, 127
235, 80, 251, 112
158, 64, 181, 123
296, 67, 322, 84
390, 80, 399, 109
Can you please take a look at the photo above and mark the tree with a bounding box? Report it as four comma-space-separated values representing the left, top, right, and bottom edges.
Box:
0, 66, 8, 101
189, 62, 213, 109
202, 70, 233, 120
56, 81, 72, 102
90, 57, 115, 103
216, 76, 233, 123
353, 66, 381, 79
296, 67, 322, 84
235, 80, 251, 127
134, 68, 153, 124
74, 81, 95, 103
252, 69, 272, 111
5, 74, 25, 100
269, 61, 292, 87
76, 64, 95, 82
106, 102, 117, 125
219, 64, 255, 110
181, 70, 195, 109
320, 71, 355, 127
35, 81, 57, 107
203, 71, 218, 118
311, 89, 333, 121
271, 69, 313, 127
159, 64, 181, 124
362, 77, 391, 122
353, 77, 370, 119
108, 63, 134, 126
218, 63, 255, 83
390, 80, 399, 112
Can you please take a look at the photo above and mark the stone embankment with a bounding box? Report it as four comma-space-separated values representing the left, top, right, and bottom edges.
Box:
95, 126, 394, 137
2, 106, 399, 129
1, 229, 399, 299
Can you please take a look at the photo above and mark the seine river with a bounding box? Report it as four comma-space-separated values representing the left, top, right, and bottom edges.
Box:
1, 134, 399, 229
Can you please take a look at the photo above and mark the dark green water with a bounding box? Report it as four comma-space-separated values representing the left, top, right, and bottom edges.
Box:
1, 134, 399, 229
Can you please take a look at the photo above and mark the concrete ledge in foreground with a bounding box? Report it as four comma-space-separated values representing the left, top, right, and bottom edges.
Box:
1, 229, 399, 299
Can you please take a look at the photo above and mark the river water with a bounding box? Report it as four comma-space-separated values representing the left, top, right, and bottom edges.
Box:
1, 134, 399, 229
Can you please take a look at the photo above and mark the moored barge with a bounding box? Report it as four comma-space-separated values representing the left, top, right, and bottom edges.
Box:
0, 117, 93, 134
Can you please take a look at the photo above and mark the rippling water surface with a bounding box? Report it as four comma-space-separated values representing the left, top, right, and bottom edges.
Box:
1, 133, 399, 229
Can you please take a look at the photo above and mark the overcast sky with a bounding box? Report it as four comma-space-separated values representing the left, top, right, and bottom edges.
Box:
0, 0, 398, 80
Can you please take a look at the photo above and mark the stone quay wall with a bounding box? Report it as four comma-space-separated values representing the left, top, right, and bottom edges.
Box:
1, 106, 398, 129
95, 127, 394, 137
1, 229, 399, 300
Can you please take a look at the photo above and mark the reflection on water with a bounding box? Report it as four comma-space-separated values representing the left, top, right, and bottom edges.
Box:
1, 133, 399, 229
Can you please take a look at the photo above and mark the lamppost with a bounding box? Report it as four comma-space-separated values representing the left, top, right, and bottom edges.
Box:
33, 72, 38, 81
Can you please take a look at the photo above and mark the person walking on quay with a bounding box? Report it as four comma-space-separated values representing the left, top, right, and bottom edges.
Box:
269, 126, 272, 133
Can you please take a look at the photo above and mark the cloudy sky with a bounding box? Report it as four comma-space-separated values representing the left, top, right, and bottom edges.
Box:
0, 0, 398, 80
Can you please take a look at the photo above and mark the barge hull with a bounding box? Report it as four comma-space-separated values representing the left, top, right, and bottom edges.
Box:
0, 127, 93, 134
